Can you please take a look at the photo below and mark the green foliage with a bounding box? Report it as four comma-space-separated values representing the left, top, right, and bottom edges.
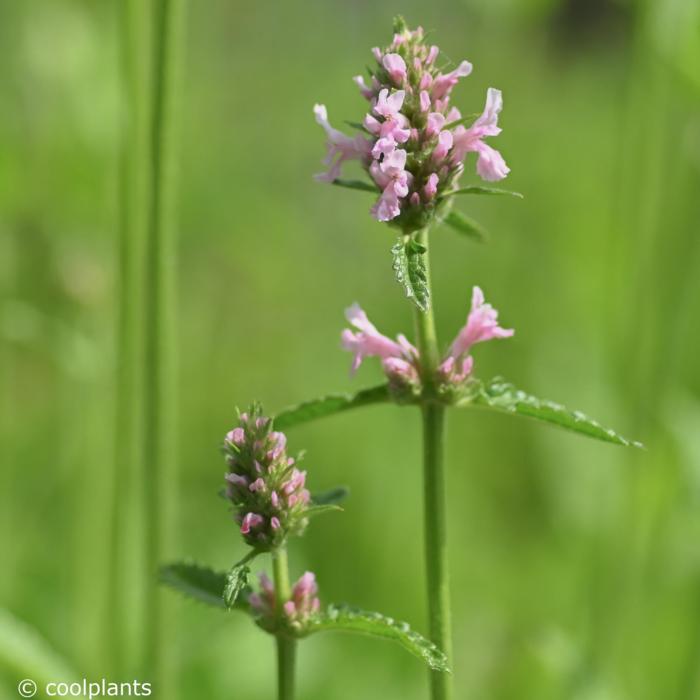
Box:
160, 561, 248, 611
442, 210, 489, 243
444, 185, 523, 199
392, 237, 430, 311
464, 378, 644, 448
311, 486, 350, 505
274, 385, 390, 430
307, 605, 450, 673
331, 179, 378, 193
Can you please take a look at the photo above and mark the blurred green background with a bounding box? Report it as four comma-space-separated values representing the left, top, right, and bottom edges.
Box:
1, 0, 700, 698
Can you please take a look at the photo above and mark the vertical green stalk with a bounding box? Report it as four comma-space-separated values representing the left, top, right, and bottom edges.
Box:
142, 0, 185, 691
412, 229, 453, 700
110, 0, 152, 676
272, 548, 297, 700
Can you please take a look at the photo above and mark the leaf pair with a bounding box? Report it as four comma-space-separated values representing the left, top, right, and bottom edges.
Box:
160, 562, 449, 672
270, 381, 643, 448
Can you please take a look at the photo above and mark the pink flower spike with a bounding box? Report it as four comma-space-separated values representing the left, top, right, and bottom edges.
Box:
410, 192, 420, 207
447, 286, 514, 361
372, 47, 382, 62
271, 490, 280, 508
383, 53, 407, 84
271, 516, 281, 530
432, 60, 473, 99
423, 173, 439, 200
283, 601, 297, 618
426, 45, 439, 65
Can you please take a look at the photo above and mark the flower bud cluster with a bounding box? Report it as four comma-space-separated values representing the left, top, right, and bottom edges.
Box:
223, 406, 310, 549
249, 571, 321, 633
314, 17, 509, 230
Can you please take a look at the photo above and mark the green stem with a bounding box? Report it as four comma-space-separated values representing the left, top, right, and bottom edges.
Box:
272, 548, 296, 700
412, 229, 453, 700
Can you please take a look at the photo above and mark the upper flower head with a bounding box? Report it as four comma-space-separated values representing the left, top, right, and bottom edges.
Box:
314, 16, 510, 229
223, 405, 311, 549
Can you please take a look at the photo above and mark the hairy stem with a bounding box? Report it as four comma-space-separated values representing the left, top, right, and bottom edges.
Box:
412, 229, 453, 700
272, 548, 296, 700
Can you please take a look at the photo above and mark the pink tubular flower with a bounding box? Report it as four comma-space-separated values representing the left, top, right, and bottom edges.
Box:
383, 53, 407, 84
423, 173, 439, 200
451, 88, 509, 181
313, 104, 370, 182
369, 148, 412, 221
341, 303, 416, 374
447, 286, 514, 363
432, 60, 473, 100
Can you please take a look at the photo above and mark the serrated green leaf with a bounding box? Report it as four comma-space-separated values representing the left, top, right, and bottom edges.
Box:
160, 561, 245, 610
392, 237, 430, 311
311, 486, 350, 505
307, 605, 450, 672
464, 378, 644, 448
442, 211, 489, 243
443, 186, 523, 199
331, 178, 378, 193
274, 385, 390, 430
